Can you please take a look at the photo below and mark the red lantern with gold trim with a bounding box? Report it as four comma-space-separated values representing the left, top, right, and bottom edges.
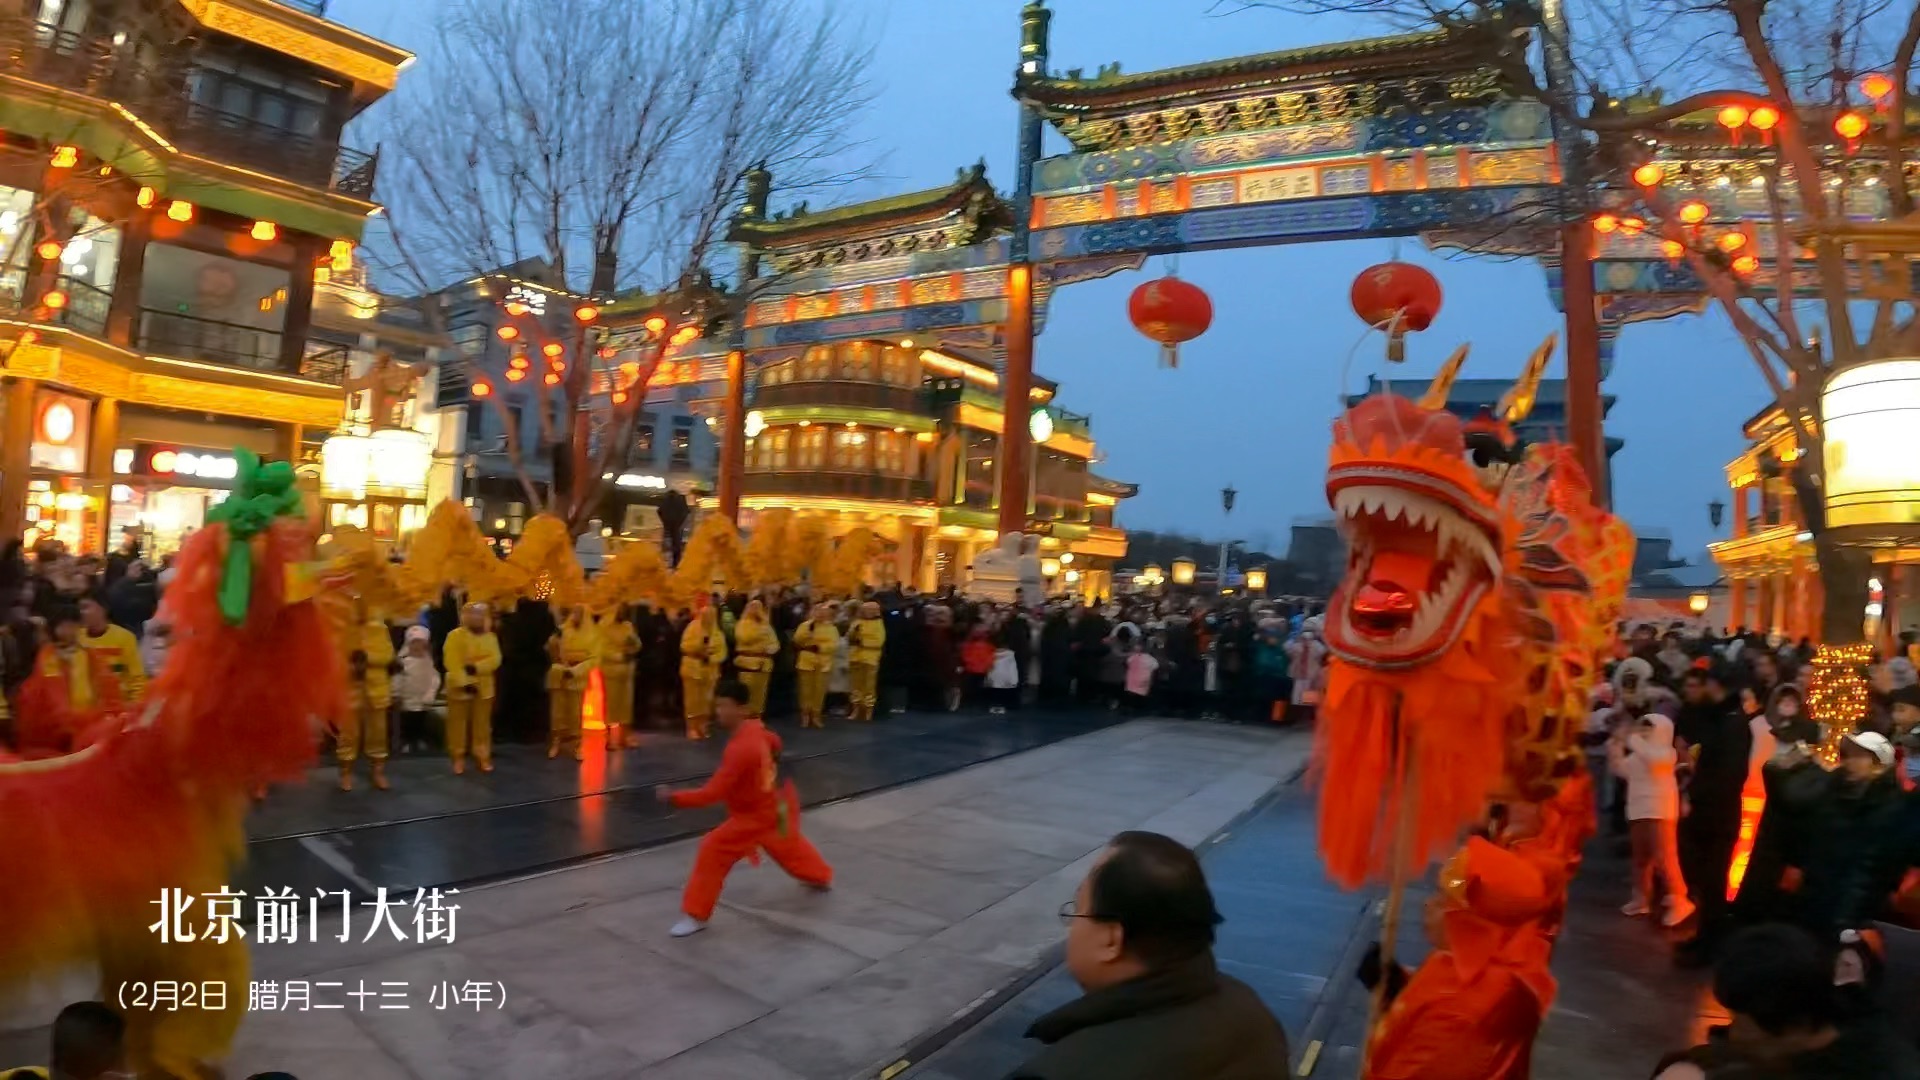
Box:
1128, 275, 1213, 368
1351, 261, 1443, 362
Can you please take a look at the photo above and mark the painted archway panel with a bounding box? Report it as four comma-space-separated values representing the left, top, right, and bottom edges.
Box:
1031, 101, 1554, 196
1036, 187, 1551, 260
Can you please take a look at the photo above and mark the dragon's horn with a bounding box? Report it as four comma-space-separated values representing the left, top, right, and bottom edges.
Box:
1418, 343, 1471, 410
1499, 333, 1558, 423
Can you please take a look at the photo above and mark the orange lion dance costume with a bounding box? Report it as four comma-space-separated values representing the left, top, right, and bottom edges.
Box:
0, 450, 345, 1077
1320, 346, 1629, 1080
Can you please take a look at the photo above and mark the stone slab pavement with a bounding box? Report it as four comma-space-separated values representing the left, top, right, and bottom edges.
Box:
0, 719, 1305, 1080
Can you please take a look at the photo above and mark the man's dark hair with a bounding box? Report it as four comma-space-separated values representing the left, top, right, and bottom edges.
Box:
714, 679, 749, 706
1088, 831, 1223, 967
1889, 684, 1920, 710
1713, 924, 1838, 1036
50, 1000, 124, 1079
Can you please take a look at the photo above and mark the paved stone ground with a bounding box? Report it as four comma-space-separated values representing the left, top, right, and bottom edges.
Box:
239, 709, 1133, 900
0, 719, 1306, 1079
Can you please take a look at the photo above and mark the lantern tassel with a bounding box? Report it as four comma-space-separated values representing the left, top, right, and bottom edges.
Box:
1161, 343, 1178, 369
1386, 329, 1407, 364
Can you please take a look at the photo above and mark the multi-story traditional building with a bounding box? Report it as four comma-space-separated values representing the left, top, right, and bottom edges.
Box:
631, 167, 1139, 595
729, 337, 1132, 595
1708, 404, 1825, 640
0, 0, 409, 553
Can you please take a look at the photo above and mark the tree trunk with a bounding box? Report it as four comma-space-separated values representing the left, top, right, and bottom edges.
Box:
1815, 535, 1874, 646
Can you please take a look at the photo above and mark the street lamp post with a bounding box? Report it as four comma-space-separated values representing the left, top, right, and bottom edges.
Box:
1218, 484, 1237, 596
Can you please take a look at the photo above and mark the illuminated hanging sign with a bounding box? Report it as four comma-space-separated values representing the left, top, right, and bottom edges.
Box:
615, 473, 669, 490
132, 444, 241, 484
320, 429, 432, 500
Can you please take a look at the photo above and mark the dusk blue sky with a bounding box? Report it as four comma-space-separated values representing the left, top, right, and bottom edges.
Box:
329, 0, 1757, 561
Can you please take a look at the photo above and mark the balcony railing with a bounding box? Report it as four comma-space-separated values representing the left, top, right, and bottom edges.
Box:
752, 379, 926, 415
0, 19, 378, 199
0, 274, 110, 337
298, 341, 349, 385
139, 309, 283, 371
744, 471, 932, 504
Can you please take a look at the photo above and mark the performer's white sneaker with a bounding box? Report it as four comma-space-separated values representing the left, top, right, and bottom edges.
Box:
669, 917, 708, 938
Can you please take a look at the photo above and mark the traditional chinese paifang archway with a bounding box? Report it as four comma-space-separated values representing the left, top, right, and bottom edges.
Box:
648, 2, 1897, 534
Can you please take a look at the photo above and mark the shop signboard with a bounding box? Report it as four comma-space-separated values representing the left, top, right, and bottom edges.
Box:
131, 444, 242, 486
29, 390, 91, 473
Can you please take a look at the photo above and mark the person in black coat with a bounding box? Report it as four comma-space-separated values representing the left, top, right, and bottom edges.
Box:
1795, 733, 1907, 938
1675, 667, 1753, 962
1070, 606, 1110, 707
1010, 831, 1289, 1080
1039, 610, 1074, 707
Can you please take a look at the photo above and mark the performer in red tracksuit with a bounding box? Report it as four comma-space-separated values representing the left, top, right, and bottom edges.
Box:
657, 679, 833, 937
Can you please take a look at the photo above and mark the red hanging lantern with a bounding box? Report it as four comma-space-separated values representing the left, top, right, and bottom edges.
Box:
1351, 261, 1443, 362
1128, 275, 1213, 368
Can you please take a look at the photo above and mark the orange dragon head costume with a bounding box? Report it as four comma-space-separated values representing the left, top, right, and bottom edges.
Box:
1318, 392, 1519, 888
1318, 338, 1628, 890
0, 450, 347, 1076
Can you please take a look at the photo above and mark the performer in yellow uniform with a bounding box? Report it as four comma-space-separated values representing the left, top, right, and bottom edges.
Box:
339, 615, 395, 791
680, 606, 728, 739
793, 603, 839, 728
847, 601, 886, 722
597, 607, 642, 750
77, 596, 145, 702
443, 603, 503, 774
547, 605, 600, 761
732, 599, 779, 718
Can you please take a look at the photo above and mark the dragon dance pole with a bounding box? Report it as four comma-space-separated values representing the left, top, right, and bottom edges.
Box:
1360, 697, 1418, 1075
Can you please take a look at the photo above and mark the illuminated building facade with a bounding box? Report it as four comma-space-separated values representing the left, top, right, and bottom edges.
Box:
1708, 405, 1824, 640
0, 0, 410, 552
427, 266, 718, 544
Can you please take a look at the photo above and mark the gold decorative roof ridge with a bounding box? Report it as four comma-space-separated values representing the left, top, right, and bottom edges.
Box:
729, 164, 1006, 247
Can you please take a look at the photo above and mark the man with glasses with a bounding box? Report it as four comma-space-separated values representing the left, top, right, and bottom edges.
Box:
1013, 831, 1290, 1079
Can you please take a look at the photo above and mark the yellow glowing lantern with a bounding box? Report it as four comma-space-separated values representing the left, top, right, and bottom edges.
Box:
1717, 231, 1749, 253
1732, 253, 1760, 275
504, 300, 529, 317
1171, 557, 1196, 586
544, 372, 561, 387
35, 240, 61, 261
50, 146, 78, 169
505, 367, 527, 383
1718, 105, 1750, 132
1860, 73, 1895, 101
1591, 213, 1619, 234
1678, 200, 1710, 225
250, 220, 277, 241
472, 380, 493, 398
645, 316, 668, 334
1688, 591, 1711, 615
1749, 105, 1780, 133
574, 304, 599, 324
1040, 556, 1062, 579
1617, 217, 1646, 236
166, 200, 194, 222
542, 343, 564, 358
1245, 566, 1269, 593
497, 325, 520, 341
1821, 358, 1920, 529
135, 186, 157, 208
612, 391, 628, 404
1660, 239, 1686, 261
1632, 162, 1664, 187
1835, 111, 1869, 142
41, 289, 68, 310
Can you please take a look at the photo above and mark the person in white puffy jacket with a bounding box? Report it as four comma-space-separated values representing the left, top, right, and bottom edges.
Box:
1609, 711, 1695, 928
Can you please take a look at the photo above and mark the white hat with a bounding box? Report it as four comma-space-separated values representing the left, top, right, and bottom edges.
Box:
405, 624, 430, 643
1842, 731, 1895, 767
